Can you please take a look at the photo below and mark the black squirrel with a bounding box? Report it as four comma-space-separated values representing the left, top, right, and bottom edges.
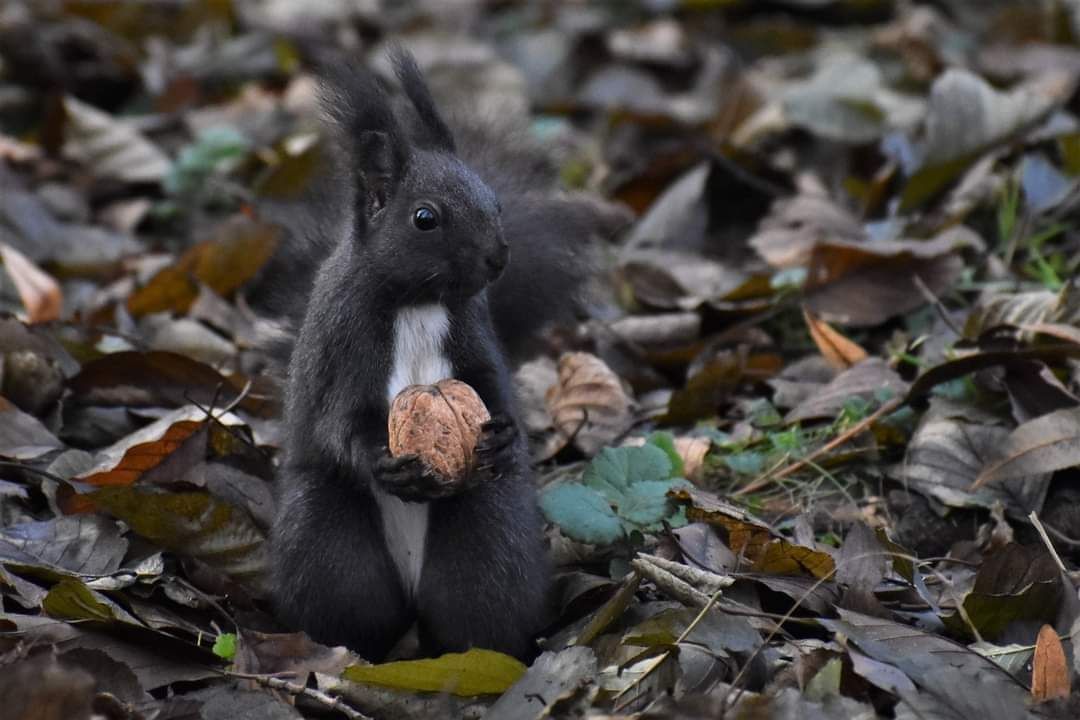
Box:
266, 49, 627, 661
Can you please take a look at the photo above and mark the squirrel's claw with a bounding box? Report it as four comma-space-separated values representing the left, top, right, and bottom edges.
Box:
373, 449, 454, 502
471, 415, 519, 486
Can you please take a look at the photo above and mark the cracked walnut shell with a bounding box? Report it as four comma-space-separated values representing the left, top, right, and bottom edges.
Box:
388, 379, 491, 481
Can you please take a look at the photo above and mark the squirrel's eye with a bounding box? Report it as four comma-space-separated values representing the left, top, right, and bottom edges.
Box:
413, 206, 439, 231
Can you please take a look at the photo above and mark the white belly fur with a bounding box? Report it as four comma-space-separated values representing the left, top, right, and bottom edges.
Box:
375, 304, 451, 597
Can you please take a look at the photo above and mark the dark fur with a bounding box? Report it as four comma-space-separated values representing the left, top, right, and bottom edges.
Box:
269, 49, 626, 661
253, 54, 629, 365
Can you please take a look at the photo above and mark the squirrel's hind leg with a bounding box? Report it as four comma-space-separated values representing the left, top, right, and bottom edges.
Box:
270, 469, 414, 661
416, 473, 551, 661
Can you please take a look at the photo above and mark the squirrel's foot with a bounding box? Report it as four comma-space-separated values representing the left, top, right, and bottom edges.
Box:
469, 415, 519, 488
373, 450, 455, 502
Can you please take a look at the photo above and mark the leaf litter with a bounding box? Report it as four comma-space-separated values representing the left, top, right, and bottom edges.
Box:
3, 1, 1080, 718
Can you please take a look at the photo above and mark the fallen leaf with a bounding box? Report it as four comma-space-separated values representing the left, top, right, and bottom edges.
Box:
803, 306, 867, 370
964, 284, 1079, 339
1032, 625, 1070, 702
0, 243, 62, 322
62, 96, 172, 183
803, 228, 978, 326
67, 351, 268, 416
662, 349, 782, 425
786, 357, 907, 423
0, 396, 64, 459
901, 399, 1051, 515
754, 539, 836, 581
0, 647, 95, 720
127, 216, 281, 316
60, 486, 267, 594
823, 610, 1034, 719
0, 515, 127, 576
343, 648, 526, 697
673, 436, 711, 482
782, 52, 923, 144
750, 194, 864, 269
942, 544, 1060, 641
545, 352, 635, 457
975, 406, 1080, 488
485, 647, 597, 720
899, 68, 1074, 211
71, 413, 207, 488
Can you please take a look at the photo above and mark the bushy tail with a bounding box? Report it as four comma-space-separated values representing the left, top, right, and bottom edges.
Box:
451, 118, 630, 360
248, 56, 630, 369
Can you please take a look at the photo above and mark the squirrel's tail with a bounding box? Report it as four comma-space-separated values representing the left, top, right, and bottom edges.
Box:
248, 59, 630, 370
450, 118, 629, 360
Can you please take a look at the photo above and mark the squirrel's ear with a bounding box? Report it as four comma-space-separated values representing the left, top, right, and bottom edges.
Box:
356, 130, 400, 218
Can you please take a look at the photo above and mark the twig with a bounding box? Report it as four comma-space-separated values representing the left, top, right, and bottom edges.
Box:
185, 380, 270, 460
1028, 511, 1069, 575
733, 395, 904, 496
221, 670, 372, 720
912, 273, 962, 337
613, 585, 725, 711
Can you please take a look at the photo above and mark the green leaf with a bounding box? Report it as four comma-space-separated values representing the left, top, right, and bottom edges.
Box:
724, 450, 765, 475
583, 445, 672, 503
42, 578, 117, 621
540, 483, 623, 545
343, 648, 525, 697
619, 479, 688, 529
166, 126, 251, 198
213, 632, 237, 660
646, 431, 683, 477
542, 444, 689, 544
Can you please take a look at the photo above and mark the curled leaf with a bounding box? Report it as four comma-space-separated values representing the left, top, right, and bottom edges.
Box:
545, 352, 635, 457
0, 242, 62, 323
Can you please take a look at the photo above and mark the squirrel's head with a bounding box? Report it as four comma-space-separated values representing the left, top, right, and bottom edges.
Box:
322, 48, 508, 305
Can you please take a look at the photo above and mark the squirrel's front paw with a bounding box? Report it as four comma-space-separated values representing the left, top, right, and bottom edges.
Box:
374, 450, 455, 502
471, 415, 519, 487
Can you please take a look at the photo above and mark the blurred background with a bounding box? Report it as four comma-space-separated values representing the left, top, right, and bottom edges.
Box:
2, 2, 1080, 717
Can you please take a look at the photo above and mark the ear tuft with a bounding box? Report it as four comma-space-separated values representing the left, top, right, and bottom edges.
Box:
357, 131, 398, 216
388, 45, 456, 153
317, 60, 408, 223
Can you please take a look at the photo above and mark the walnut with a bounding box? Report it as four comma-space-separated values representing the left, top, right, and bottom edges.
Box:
388, 379, 491, 481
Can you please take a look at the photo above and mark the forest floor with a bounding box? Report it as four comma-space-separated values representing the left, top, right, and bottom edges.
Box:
2, 1, 1080, 718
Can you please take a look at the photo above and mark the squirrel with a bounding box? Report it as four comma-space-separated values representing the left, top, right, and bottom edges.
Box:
265, 48, 628, 662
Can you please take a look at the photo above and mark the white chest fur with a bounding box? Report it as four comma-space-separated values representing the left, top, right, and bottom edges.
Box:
375, 304, 452, 597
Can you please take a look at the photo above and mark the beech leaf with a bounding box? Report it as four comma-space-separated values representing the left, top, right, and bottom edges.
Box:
1032, 625, 1070, 702
974, 406, 1080, 488
343, 648, 526, 697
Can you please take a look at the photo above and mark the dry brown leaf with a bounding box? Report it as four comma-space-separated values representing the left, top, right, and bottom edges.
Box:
674, 436, 710, 483
1032, 624, 1070, 702
127, 216, 280, 317
785, 357, 907, 424
62, 96, 172, 183
804, 228, 979, 327
754, 539, 836, 581
803, 306, 867, 370
670, 486, 836, 579
0, 242, 62, 323
750, 194, 864, 269
545, 352, 635, 457
72, 405, 246, 490
973, 407, 1080, 489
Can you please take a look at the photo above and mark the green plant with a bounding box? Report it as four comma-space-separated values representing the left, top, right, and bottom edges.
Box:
540, 437, 689, 545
